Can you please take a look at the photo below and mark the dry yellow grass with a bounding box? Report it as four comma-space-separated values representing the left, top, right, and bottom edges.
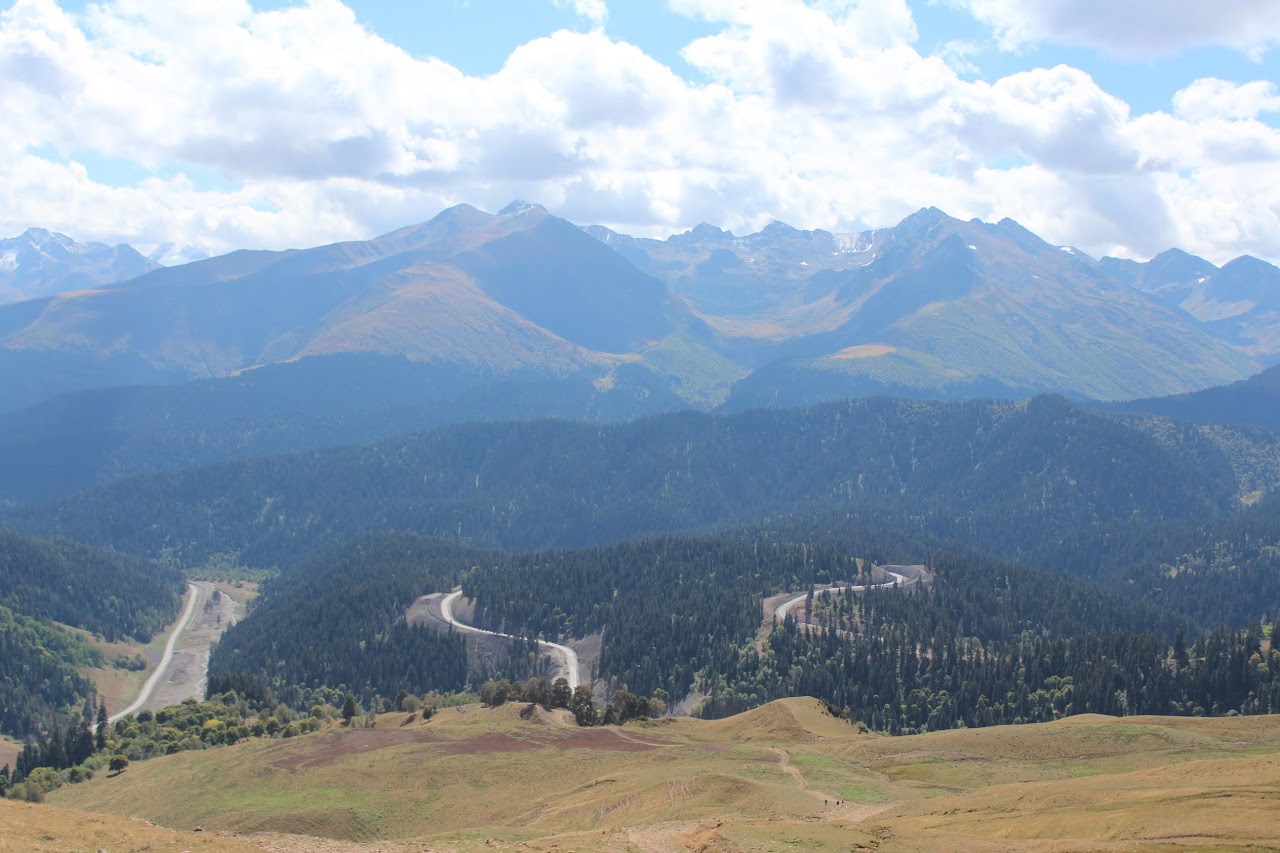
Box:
0, 797, 261, 853
45, 700, 1280, 852
0, 734, 19, 771
694, 696, 863, 743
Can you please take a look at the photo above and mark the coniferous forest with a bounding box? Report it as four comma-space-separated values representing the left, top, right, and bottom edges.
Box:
7, 392, 1280, 752
204, 524, 1277, 734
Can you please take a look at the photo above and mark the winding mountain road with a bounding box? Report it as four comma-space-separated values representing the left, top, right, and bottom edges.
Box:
440, 589, 581, 689
109, 582, 201, 723
773, 568, 917, 623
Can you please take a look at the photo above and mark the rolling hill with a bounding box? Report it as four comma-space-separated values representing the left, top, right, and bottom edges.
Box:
47, 699, 1280, 852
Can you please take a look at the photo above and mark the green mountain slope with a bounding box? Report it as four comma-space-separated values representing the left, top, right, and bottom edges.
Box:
708, 211, 1258, 404
0, 203, 701, 413
7, 396, 1258, 569
0, 528, 182, 642
0, 528, 182, 739
1105, 364, 1280, 432
2, 204, 1272, 423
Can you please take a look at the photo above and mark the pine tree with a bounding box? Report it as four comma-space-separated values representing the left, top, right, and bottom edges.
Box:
342, 693, 358, 725
96, 701, 109, 752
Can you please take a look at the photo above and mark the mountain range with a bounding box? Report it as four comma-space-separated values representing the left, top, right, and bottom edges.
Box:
1, 203, 1276, 429
0, 228, 159, 305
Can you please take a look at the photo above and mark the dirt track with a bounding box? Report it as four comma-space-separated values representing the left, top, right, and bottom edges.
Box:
111, 580, 244, 721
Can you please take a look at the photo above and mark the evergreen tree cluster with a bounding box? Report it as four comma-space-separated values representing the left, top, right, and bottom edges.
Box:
0, 528, 183, 641
477, 676, 663, 727
208, 534, 477, 701
1024, 494, 1280, 627
1, 691, 332, 801
705, 599, 1279, 732
463, 531, 1187, 702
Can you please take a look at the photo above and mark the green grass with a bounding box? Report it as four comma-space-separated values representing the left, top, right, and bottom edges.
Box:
49, 702, 1280, 852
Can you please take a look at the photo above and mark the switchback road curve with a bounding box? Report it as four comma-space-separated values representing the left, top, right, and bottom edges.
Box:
440, 589, 581, 690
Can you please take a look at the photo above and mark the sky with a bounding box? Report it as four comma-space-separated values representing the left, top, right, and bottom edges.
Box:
1, 0, 1278, 264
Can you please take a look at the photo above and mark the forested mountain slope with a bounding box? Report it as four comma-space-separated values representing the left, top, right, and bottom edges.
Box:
0, 528, 183, 739
1023, 491, 1280, 627
7, 395, 1258, 569
207, 525, 1276, 735
1106, 364, 1280, 432
0, 354, 690, 504
207, 535, 480, 704
0, 604, 100, 738
461, 528, 1186, 702
0, 528, 182, 641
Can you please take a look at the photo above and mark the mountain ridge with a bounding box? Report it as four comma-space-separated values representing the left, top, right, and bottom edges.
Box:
1, 203, 1276, 422
0, 228, 159, 305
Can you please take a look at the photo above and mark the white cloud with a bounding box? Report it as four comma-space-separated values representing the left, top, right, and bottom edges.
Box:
1173, 78, 1280, 122
0, 0, 1277, 266
950, 0, 1280, 58
553, 0, 607, 28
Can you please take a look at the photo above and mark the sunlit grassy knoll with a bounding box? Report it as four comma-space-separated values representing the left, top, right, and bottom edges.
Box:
876, 753, 1280, 853
0, 797, 260, 853
57, 701, 835, 845
48, 698, 1280, 852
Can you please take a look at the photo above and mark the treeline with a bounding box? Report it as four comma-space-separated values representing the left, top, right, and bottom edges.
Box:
705, 593, 1279, 732
0, 690, 331, 802
0, 604, 100, 738
9, 395, 1255, 570
0, 528, 183, 641
208, 535, 482, 703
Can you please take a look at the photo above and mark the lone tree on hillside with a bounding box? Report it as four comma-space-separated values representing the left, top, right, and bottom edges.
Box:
108, 755, 129, 775
342, 693, 358, 725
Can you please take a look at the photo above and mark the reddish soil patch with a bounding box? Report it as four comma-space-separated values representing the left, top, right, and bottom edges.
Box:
274, 729, 433, 771
434, 733, 543, 755
553, 729, 668, 751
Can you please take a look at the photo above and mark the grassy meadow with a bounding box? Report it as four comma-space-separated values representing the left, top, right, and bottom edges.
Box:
38, 698, 1280, 852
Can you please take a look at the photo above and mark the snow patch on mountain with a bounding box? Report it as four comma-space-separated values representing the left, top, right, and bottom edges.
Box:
833, 231, 878, 253
148, 243, 210, 266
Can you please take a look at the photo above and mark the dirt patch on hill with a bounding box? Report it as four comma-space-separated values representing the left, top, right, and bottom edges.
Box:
434, 733, 543, 755
273, 729, 433, 771
553, 728, 668, 752
429, 727, 670, 756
